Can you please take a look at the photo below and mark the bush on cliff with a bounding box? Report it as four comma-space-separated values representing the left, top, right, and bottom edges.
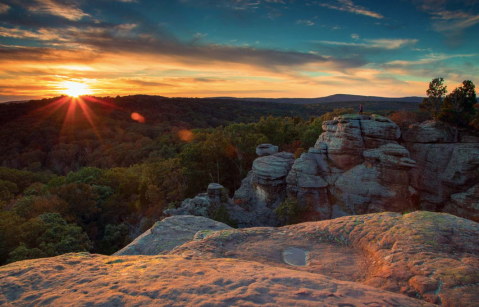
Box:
274, 197, 305, 225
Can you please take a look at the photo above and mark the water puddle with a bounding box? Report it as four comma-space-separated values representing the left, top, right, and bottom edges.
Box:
282, 247, 309, 266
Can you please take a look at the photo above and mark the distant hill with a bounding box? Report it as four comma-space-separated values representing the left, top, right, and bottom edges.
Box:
1, 100, 29, 105
210, 94, 424, 104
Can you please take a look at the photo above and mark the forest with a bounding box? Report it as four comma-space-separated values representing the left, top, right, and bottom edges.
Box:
0, 88, 474, 266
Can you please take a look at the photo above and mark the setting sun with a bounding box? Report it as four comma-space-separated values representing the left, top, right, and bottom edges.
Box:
63, 81, 90, 97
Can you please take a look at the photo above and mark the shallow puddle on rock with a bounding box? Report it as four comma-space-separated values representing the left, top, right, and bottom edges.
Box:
282, 247, 309, 266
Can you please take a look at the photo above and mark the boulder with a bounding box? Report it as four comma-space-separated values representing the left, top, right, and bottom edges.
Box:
443, 184, 479, 223
255, 143, 278, 156
114, 215, 232, 256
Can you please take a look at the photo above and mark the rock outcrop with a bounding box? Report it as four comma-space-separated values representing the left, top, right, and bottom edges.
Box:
4, 211, 479, 306
255, 143, 278, 156
0, 253, 435, 307
171, 211, 479, 307
332, 144, 417, 216
166, 115, 479, 226
403, 122, 479, 212
114, 215, 232, 256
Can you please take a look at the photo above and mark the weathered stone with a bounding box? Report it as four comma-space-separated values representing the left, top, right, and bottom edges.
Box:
172, 211, 479, 307
252, 152, 294, 185
443, 184, 479, 223
0, 252, 436, 307
113, 215, 232, 256
405, 142, 479, 209
255, 143, 278, 156
403, 120, 454, 143
332, 144, 416, 216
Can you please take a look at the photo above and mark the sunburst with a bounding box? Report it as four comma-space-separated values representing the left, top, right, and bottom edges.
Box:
62, 81, 91, 97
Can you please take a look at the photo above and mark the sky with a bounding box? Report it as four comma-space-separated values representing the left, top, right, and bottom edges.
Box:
0, 0, 478, 102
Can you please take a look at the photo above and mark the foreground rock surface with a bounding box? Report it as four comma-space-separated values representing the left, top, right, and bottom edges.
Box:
171, 211, 479, 307
0, 253, 434, 307
114, 216, 232, 256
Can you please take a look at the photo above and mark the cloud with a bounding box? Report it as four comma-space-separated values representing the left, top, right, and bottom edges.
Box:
0, 3, 10, 13
351, 33, 359, 40
384, 53, 478, 66
27, 0, 89, 21
316, 38, 418, 50
318, 0, 384, 19
430, 10, 479, 33
297, 20, 315, 26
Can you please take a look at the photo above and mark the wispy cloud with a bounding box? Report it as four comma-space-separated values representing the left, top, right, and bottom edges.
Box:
316, 38, 418, 50
384, 53, 478, 66
318, 0, 384, 19
27, 0, 89, 21
430, 10, 479, 33
297, 20, 315, 26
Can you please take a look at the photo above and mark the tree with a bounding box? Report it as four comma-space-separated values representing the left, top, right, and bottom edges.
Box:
438, 80, 477, 142
8, 213, 92, 263
420, 78, 447, 120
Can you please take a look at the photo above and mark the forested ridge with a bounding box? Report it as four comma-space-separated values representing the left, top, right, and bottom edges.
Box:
0, 94, 420, 265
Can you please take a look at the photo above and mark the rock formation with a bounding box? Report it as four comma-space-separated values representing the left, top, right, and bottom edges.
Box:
171, 211, 479, 307
403, 121, 479, 214
2, 211, 478, 306
114, 215, 232, 256
167, 115, 479, 226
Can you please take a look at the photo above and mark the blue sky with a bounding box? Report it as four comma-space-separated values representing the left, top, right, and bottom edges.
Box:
0, 0, 478, 101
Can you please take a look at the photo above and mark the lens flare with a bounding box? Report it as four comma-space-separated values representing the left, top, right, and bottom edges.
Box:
131, 112, 146, 123
178, 129, 193, 142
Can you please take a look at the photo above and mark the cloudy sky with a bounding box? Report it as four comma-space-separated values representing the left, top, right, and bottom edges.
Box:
0, 0, 478, 101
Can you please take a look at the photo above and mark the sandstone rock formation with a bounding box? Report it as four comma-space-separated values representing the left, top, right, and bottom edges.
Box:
164, 183, 228, 218
166, 115, 479, 226
2, 212, 474, 306
255, 143, 278, 156
114, 215, 232, 256
403, 121, 479, 213
332, 144, 417, 216
171, 211, 479, 307
0, 252, 435, 307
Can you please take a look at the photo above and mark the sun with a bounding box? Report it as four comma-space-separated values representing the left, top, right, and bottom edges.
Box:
63, 81, 90, 97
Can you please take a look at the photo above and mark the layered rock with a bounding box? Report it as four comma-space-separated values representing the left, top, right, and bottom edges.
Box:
317, 114, 400, 170
255, 143, 278, 156
232, 151, 295, 226
443, 184, 479, 223
164, 183, 227, 218
403, 121, 479, 212
114, 215, 232, 256
166, 116, 479, 225
332, 144, 416, 216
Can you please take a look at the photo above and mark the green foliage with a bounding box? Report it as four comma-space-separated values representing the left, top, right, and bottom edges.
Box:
274, 197, 305, 225
8, 213, 92, 263
213, 204, 238, 228
438, 80, 477, 140
420, 77, 447, 120
98, 223, 130, 255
